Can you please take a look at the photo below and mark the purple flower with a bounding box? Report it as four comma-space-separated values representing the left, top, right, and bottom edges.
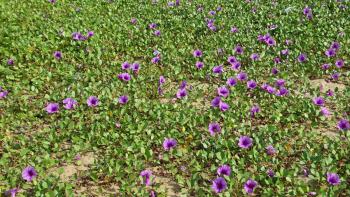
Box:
87, 96, 99, 107
227, 56, 237, 64
150, 190, 157, 197
327, 173, 341, 186
193, 49, 202, 57
159, 76, 166, 85
335, 59, 344, 68
313, 97, 325, 106
211, 97, 221, 107
211, 177, 227, 193
226, 77, 237, 86
274, 57, 281, 64
0, 90, 9, 99
271, 67, 279, 75
231, 61, 241, 71
231, 26, 238, 33
53, 51, 62, 60
337, 119, 350, 131
179, 81, 187, 90
131, 62, 140, 72
151, 56, 160, 64
5, 188, 18, 197
275, 79, 285, 87
154, 30, 161, 36
195, 61, 204, 69
250, 105, 260, 117
217, 165, 231, 176
321, 63, 331, 70
209, 10, 216, 16
266, 145, 276, 155
331, 72, 340, 80
149, 23, 157, 29
267, 169, 275, 177
244, 179, 258, 194
303, 7, 311, 15
118, 73, 131, 81
119, 95, 128, 104
217, 86, 229, 97
163, 138, 177, 151
320, 107, 331, 117
219, 102, 229, 112
326, 89, 334, 97
7, 59, 14, 65
22, 166, 37, 181
46, 103, 59, 114
87, 31, 94, 37
266, 86, 276, 94
247, 80, 257, 89
281, 49, 289, 55
276, 87, 289, 96
72, 32, 85, 41
235, 45, 244, 55
236, 72, 248, 81
250, 53, 260, 61
238, 136, 253, 149
266, 37, 276, 46
208, 122, 221, 136
121, 61, 130, 70
48, 0, 56, 3
168, 1, 175, 6
140, 170, 152, 186
63, 98, 77, 110
212, 65, 223, 74
331, 42, 340, 51
325, 49, 336, 57
298, 53, 307, 63
176, 89, 187, 99
308, 192, 317, 196
130, 18, 137, 24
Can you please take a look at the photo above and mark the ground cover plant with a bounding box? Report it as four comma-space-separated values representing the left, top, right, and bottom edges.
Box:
0, 0, 350, 196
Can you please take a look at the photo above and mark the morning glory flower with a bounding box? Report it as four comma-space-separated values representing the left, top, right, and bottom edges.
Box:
87, 96, 99, 107
193, 49, 202, 57
7, 59, 14, 65
4, 188, 18, 197
53, 51, 62, 60
337, 119, 350, 131
118, 95, 128, 104
312, 97, 325, 106
195, 61, 204, 69
217, 165, 231, 176
140, 170, 152, 186
211, 97, 221, 107
217, 86, 229, 97
163, 138, 177, 150
226, 77, 237, 86
266, 145, 276, 155
235, 45, 244, 55
211, 177, 227, 193
247, 80, 257, 89
244, 179, 258, 194
327, 173, 341, 186
238, 136, 253, 149
212, 65, 223, 74
22, 166, 37, 181
335, 59, 344, 68
176, 89, 187, 99
298, 53, 307, 63
236, 72, 248, 81
121, 61, 130, 70
208, 122, 221, 136
219, 102, 229, 112
63, 98, 77, 110
46, 103, 59, 114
